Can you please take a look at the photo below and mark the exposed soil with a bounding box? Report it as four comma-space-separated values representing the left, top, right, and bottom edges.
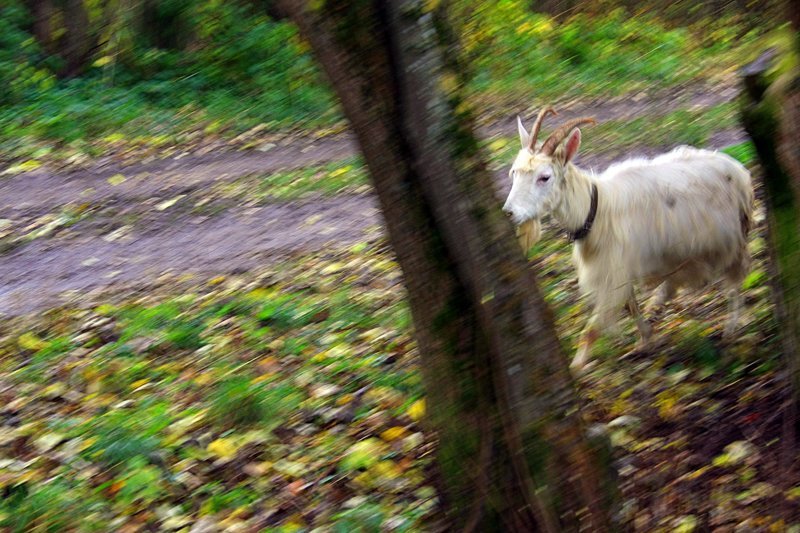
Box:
0, 84, 747, 316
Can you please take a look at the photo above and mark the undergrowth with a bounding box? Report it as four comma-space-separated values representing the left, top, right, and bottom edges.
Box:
0, 0, 779, 165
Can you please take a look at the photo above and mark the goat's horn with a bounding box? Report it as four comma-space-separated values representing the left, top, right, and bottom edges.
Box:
540, 117, 597, 155
526, 106, 558, 150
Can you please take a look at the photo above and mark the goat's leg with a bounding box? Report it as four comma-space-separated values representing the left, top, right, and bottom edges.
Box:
626, 293, 653, 349
571, 306, 616, 374
723, 287, 742, 339
571, 318, 600, 374
647, 280, 675, 313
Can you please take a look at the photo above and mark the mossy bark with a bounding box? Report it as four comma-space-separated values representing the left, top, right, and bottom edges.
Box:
276, 1, 622, 530
739, 35, 800, 409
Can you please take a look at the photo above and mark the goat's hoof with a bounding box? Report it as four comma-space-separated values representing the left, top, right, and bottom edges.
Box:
623, 345, 648, 360
570, 360, 597, 377
634, 337, 652, 352
569, 353, 594, 376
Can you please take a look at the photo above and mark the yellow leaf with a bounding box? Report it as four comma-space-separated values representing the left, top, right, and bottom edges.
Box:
3, 160, 41, 175
488, 138, 508, 151
93, 55, 113, 67
380, 426, 408, 442
372, 460, 402, 480
43, 382, 66, 399
79, 436, 97, 451
156, 194, 185, 211
107, 174, 126, 186
18, 332, 46, 351
207, 438, 238, 460
279, 521, 304, 533
656, 390, 680, 421
208, 275, 226, 285
423, 0, 441, 12
195, 373, 213, 386
321, 262, 344, 275
94, 304, 116, 315
251, 374, 272, 384
686, 465, 710, 480
336, 393, 354, 406
328, 165, 352, 178
304, 214, 322, 226
770, 520, 786, 532
340, 438, 385, 471
407, 399, 426, 421
103, 133, 125, 143
130, 378, 150, 390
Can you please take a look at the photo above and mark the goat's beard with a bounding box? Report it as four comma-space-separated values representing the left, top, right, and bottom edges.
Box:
516, 218, 541, 253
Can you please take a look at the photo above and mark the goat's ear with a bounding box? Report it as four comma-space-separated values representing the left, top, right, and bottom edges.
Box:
517, 116, 530, 148
563, 128, 582, 163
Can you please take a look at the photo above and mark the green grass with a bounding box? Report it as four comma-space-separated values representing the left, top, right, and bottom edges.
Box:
208, 376, 303, 430
458, 4, 773, 114
586, 103, 740, 151
201, 157, 370, 204
255, 157, 369, 200
722, 141, 758, 166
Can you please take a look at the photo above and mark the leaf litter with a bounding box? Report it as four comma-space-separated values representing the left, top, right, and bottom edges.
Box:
0, 203, 797, 531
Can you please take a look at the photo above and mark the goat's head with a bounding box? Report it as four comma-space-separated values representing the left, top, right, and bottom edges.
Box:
503, 110, 596, 225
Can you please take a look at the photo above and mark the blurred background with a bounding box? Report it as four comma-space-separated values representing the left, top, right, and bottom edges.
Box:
0, 0, 795, 531
0, 0, 789, 167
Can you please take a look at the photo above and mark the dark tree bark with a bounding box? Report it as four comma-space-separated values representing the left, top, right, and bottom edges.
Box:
57, 0, 93, 78
23, 0, 56, 55
276, 1, 621, 530
22, 0, 96, 77
138, 0, 193, 51
739, 9, 800, 419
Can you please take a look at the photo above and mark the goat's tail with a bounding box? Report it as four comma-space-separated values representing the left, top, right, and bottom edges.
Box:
727, 157, 755, 282
733, 163, 755, 240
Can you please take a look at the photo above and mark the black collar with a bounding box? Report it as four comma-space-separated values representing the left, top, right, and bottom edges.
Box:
567, 183, 598, 242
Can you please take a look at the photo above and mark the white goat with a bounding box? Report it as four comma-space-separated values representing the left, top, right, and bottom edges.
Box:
504, 109, 754, 372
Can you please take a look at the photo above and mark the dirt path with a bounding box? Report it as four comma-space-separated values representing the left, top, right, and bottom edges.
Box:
0, 85, 746, 316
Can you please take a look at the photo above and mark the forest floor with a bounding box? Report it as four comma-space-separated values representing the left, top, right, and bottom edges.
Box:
0, 81, 797, 532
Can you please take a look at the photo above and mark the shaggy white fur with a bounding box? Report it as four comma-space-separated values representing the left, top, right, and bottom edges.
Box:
504, 123, 754, 372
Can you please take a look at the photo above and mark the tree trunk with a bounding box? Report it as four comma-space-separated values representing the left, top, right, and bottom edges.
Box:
739, 21, 800, 415
276, 1, 621, 530
23, 0, 56, 55
57, 0, 92, 78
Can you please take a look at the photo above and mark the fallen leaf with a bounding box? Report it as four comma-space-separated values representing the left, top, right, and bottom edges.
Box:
407, 399, 425, 422
107, 174, 126, 186
207, 438, 238, 460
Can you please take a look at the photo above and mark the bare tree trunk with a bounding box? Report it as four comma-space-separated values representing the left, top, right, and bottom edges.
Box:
276, 1, 621, 530
57, 0, 92, 78
23, 0, 56, 55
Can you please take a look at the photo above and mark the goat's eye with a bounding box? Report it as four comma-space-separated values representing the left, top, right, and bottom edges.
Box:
537, 174, 551, 184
